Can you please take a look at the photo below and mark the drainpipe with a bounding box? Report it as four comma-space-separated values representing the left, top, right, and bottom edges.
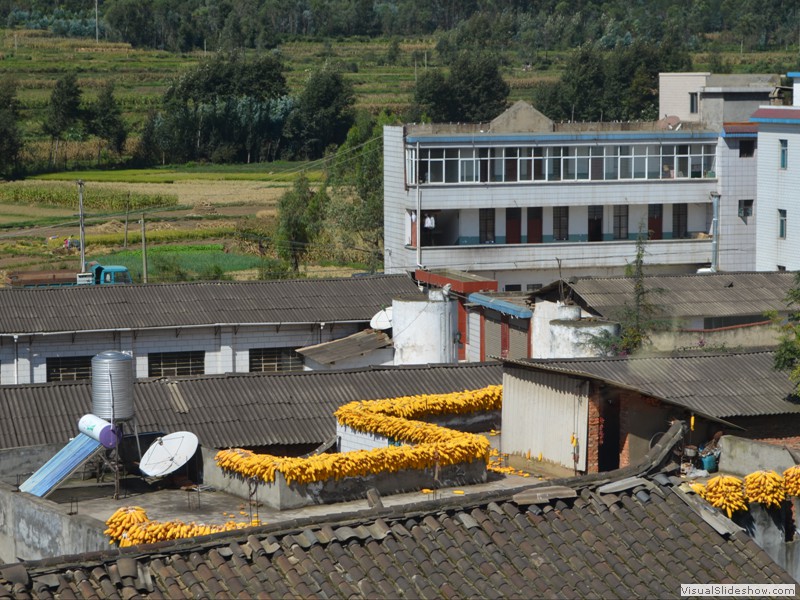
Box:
13, 335, 18, 385
710, 192, 720, 272
416, 141, 423, 269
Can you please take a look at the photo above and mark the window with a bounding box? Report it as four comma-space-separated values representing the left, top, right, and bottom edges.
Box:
672, 203, 688, 239
779, 209, 787, 239
249, 347, 304, 372
148, 351, 205, 377
613, 205, 629, 240
479, 208, 495, 243
46, 356, 93, 382
553, 206, 569, 241
504, 284, 522, 292
527, 283, 543, 291
739, 140, 755, 158
689, 92, 698, 114
738, 199, 753, 219
781, 140, 788, 169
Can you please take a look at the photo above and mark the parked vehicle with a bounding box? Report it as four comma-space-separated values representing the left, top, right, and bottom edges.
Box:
6, 262, 133, 287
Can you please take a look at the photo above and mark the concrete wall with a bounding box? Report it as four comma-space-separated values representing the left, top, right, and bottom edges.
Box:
659, 73, 709, 122
338, 425, 389, 453
204, 451, 486, 510
0, 482, 107, 563
717, 435, 797, 477
0, 443, 62, 486
650, 322, 779, 352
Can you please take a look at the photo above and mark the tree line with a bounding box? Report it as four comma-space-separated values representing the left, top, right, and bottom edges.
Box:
3, 0, 799, 53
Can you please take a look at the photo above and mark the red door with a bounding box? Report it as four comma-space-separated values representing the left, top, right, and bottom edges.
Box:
648, 204, 663, 240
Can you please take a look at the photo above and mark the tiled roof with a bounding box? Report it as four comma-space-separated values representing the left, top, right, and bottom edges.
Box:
0, 276, 423, 335
511, 350, 799, 419
535, 271, 795, 319
0, 362, 502, 450
297, 329, 393, 365
722, 122, 758, 136
0, 468, 793, 597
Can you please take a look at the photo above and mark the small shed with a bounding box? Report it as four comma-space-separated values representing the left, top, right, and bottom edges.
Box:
501, 350, 800, 474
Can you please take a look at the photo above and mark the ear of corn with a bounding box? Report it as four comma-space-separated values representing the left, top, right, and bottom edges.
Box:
104, 506, 256, 547
214, 386, 501, 485
700, 475, 748, 518
743, 470, 785, 509
783, 465, 800, 496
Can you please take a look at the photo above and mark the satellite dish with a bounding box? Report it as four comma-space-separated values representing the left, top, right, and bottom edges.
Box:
139, 432, 199, 477
370, 306, 393, 330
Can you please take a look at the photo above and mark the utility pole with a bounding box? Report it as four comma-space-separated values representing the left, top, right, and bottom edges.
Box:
124, 193, 130, 248
77, 180, 86, 273
140, 213, 148, 283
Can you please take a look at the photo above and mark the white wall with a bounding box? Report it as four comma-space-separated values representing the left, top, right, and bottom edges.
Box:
756, 120, 800, 270
393, 292, 457, 365
659, 73, 709, 122
337, 424, 389, 453
718, 137, 757, 271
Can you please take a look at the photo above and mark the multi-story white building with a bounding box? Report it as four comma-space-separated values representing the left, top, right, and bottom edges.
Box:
384, 102, 719, 289
751, 73, 800, 271
384, 75, 779, 289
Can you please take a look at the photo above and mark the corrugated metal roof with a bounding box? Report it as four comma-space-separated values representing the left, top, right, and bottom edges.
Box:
0, 362, 502, 450
511, 351, 799, 418
297, 329, 392, 365
539, 272, 795, 319
0, 276, 423, 335
751, 107, 800, 122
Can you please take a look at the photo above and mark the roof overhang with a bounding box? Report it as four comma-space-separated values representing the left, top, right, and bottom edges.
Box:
467, 293, 532, 319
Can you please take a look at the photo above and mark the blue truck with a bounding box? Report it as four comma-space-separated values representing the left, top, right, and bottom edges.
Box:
7, 262, 133, 287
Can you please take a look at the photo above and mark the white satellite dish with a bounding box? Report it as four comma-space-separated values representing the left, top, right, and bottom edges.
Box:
139, 432, 199, 477
370, 306, 393, 330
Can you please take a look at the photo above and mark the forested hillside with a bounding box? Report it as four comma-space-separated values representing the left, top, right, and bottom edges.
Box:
1, 0, 798, 54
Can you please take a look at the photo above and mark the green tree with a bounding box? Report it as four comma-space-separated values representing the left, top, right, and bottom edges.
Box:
284, 66, 355, 159
327, 111, 396, 271
583, 231, 665, 356
42, 72, 83, 168
409, 69, 452, 122
276, 174, 325, 272
774, 273, 800, 392
448, 52, 510, 123
0, 78, 23, 180
89, 81, 128, 164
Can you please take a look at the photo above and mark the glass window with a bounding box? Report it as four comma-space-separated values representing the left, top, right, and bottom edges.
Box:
553, 206, 569, 241
613, 205, 629, 240
781, 140, 788, 169
149, 351, 205, 377
673, 204, 688, 238
249, 348, 304, 372
480, 208, 495, 243
519, 147, 532, 181
779, 209, 787, 239
689, 92, 698, 114
738, 199, 753, 218
460, 148, 477, 182
46, 356, 93, 382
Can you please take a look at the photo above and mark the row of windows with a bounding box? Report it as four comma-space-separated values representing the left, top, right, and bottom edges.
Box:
406, 143, 718, 185
44, 348, 304, 382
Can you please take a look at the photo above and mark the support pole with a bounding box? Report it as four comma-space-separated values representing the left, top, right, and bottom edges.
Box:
77, 180, 86, 273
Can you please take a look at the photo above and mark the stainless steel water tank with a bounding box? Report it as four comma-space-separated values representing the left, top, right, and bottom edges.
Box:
91, 351, 134, 421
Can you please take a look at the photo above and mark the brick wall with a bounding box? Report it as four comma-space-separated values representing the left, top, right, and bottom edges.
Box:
725, 415, 800, 448
586, 386, 601, 474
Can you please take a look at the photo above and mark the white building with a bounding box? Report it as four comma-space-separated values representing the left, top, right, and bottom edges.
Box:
384, 75, 779, 289
751, 72, 800, 271
384, 101, 719, 290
